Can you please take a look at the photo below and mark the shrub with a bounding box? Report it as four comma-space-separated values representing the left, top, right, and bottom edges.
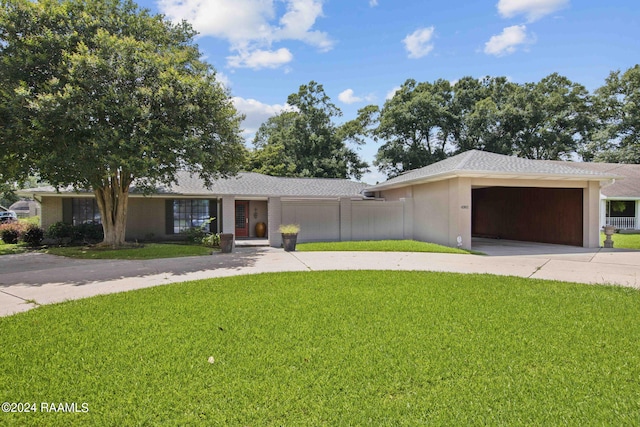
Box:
75, 223, 104, 242
0, 223, 24, 244
47, 222, 74, 245
46, 222, 104, 245
22, 223, 45, 247
202, 233, 220, 248
182, 226, 209, 244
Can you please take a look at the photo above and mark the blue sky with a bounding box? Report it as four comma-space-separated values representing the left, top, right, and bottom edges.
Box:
136, 0, 639, 183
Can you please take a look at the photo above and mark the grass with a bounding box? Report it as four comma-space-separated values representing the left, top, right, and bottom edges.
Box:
0, 242, 29, 255
46, 242, 214, 260
603, 232, 640, 249
1, 270, 639, 425
297, 239, 472, 254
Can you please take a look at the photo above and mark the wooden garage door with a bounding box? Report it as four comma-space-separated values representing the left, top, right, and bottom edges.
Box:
472, 187, 583, 246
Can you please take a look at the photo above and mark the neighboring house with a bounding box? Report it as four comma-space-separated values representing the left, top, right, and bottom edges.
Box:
0, 205, 7, 212
20, 150, 621, 250
9, 200, 40, 218
547, 162, 640, 231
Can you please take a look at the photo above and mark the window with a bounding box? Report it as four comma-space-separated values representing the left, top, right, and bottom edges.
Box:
173, 200, 210, 233
72, 198, 101, 225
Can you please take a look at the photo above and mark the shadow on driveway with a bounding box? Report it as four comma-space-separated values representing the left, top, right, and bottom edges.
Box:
0, 248, 271, 287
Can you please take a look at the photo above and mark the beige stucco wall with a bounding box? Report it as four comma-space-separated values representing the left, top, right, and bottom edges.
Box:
40, 197, 63, 230
281, 200, 341, 242
381, 176, 602, 250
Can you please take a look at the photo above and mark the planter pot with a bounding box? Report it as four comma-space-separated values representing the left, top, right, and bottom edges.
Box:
282, 233, 298, 252
219, 233, 234, 253
255, 222, 266, 238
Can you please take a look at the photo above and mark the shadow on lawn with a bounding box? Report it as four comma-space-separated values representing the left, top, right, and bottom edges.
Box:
0, 248, 270, 287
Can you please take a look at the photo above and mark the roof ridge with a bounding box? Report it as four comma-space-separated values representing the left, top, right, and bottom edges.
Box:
455, 149, 480, 170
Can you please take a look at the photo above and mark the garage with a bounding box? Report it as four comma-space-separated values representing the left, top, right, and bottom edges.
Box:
472, 186, 583, 246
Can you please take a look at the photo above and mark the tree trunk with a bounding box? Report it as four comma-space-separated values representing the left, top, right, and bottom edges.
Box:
94, 174, 131, 248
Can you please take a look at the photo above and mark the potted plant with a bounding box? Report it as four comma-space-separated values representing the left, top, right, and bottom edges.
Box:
279, 224, 300, 251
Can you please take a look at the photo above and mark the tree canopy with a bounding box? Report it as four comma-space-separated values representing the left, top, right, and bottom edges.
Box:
369, 73, 594, 177
0, 0, 245, 246
585, 65, 640, 163
247, 81, 368, 180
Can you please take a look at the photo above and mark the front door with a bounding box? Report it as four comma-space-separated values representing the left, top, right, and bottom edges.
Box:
235, 201, 249, 237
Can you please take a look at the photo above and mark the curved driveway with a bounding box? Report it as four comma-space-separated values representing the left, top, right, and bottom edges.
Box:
1, 241, 639, 316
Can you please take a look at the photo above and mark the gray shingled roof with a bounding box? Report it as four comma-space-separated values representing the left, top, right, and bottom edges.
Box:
22, 172, 369, 198
158, 171, 369, 197
547, 161, 640, 198
368, 150, 621, 191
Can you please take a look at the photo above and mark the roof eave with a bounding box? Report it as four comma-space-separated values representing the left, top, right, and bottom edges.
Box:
367, 170, 623, 192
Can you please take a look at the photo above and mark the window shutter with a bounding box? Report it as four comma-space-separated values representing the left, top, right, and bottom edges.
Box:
165, 200, 174, 235
62, 199, 73, 224
209, 199, 218, 233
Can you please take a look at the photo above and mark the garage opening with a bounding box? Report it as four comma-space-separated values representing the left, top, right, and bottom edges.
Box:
472, 187, 583, 246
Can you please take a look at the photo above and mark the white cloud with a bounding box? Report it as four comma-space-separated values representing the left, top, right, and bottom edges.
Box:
369, 0, 378, 6
403, 27, 435, 59
158, 0, 333, 69
232, 97, 296, 140
385, 86, 401, 100
497, 0, 569, 22
338, 89, 375, 105
484, 25, 532, 56
227, 48, 294, 70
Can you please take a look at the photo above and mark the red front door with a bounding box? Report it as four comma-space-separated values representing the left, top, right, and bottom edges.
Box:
235, 201, 249, 237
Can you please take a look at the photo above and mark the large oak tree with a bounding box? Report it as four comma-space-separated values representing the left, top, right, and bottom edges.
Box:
0, 0, 245, 246
247, 81, 368, 180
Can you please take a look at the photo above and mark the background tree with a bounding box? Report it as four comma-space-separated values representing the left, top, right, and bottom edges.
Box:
452, 76, 517, 155
247, 81, 368, 179
373, 79, 454, 177
506, 73, 592, 160
585, 65, 640, 163
0, 0, 245, 246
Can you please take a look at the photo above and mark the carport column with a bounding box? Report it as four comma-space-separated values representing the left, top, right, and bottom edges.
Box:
449, 177, 472, 250
268, 197, 282, 247
221, 196, 235, 249
636, 201, 640, 230
584, 181, 601, 248
339, 198, 352, 242
599, 197, 607, 230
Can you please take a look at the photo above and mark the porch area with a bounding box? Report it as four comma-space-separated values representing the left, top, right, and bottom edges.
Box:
606, 217, 637, 230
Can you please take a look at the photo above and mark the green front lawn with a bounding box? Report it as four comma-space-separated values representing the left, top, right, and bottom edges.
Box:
1, 271, 639, 425
46, 243, 214, 259
297, 239, 471, 254
0, 242, 29, 255
603, 232, 640, 249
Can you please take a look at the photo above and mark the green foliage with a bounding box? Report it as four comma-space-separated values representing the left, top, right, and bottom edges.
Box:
1, 271, 639, 425
374, 78, 454, 177
0, 0, 245, 246
46, 243, 212, 259
21, 223, 44, 247
181, 217, 216, 244
372, 74, 593, 177
45, 221, 103, 245
201, 233, 220, 248
586, 64, 640, 163
247, 81, 368, 179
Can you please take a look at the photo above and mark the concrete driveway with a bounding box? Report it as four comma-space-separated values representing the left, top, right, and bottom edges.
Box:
1, 243, 639, 317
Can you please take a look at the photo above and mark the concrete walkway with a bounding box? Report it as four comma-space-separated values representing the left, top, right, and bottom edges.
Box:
1, 243, 639, 317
